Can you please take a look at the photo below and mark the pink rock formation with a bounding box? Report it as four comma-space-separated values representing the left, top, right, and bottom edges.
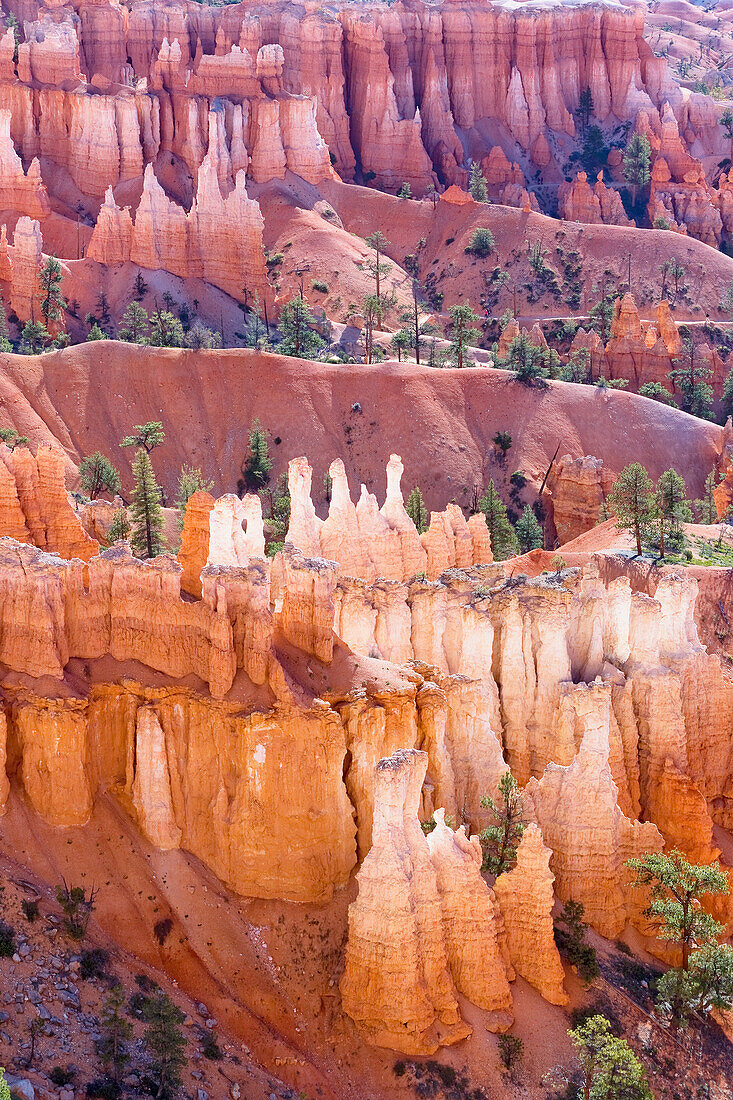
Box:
493, 824, 569, 1006
426, 809, 514, 1030
525, 680, 663, 938
340, 749, 471, 1054
559, 170, 632, 226
546, 454, 615, 544
0, 110, 49, 219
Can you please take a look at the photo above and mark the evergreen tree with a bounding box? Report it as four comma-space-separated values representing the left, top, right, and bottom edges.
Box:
121, 422, 165, 453
365, 230, 391, 302
638, 381, 678, 407
447, 303, 480, 369
142, 991, 187, 1100
722, 365, 733, 421
515, 504, 543, 553
397, 182, 412, 199
38, 255, 66, 328
662, 258, 685, 297
623, 133, 652, 207
96, 983, 132, 1082
504, 332, 550, 388
478, 481, 518, 560
670, 943, 733, 1021
79, 452, 121, 500
469, 161, 489, 203
106, 509, 131, 546
242, 420, 272, 491
238, 292, 266, 349
695, 470, 721, 524
406, 487, 428, 534
262, 471, 290, 556
479, 771, 525, 876
176, 466, 214, 531
362, 294, 385, 365
184, 321, 221, 350
575, 86, 594, 136
390, 328, 412, 361
554, 899, 599, 983
277, 297, 326, 359
0, 1068, 10, 1100
118, 302, 149, 344
0, 428, 28, 450
628, 849, 729, 1025
655, 468, 691, 557
492, 431, 512, 460
580, 125, 607, 176
86, 322, 105, 341
0, 297, 11, 352
133, 271, 149, 301
19, 319, 49, 354
607, 462, 657, 556
465, 227, 495, 257
129, 448, 165, 559
569, 1015, 653, 1100
149, 309, 184, 348
669, 339, 713, 419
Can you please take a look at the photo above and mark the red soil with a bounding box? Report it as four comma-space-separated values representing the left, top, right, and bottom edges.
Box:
0, 343, 721, 508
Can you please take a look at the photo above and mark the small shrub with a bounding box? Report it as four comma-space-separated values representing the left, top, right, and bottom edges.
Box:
393, 1061, 406, 1077
465, 227, 495, 257
86, 1078, 121, 1100
80, 947, 109, 980
265, 252, 284, 268
55, 881, 96, 941
201, 1031, 223, 1061
0, 921, 16, 957
153, 918, 173, 946
311, 280, 329, 294
50, 1068, 75, 1087
21, 900, 38, 923
498, 1033, 524, 1073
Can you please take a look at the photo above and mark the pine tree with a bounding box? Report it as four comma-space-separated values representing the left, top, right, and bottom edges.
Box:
129, 449, 165, 559
695, 470, 721, 524
38, 255, 66, 328
478, 481, 518, 560
362, 294, 385, 364
569, 1015, 652, 1100
106, 509, 131, 546
607, 462, 657, 556
142, 991, 187, 1100
121, 422, 165, 453
19, 320, 49, 354
575, 86, 594, 136
78, 452, 121, 500
479, 771, 525, 876
623, 133, 652, 207
96, 983, 132, 1082
149, 309, 184, 348
176, 465, 214, 530
655, 468, 691, 557
406, 487, 428, 534
0, 297, 11, 352
86, 322, 105, 341
669, 339, 713, 420
504, 333, 550, 388
0, 428, 28, 451
277, 297, 326, 360
365, 231, 391, 302
118, 302, 149, 343
469, 161, 489, 203
0, 1068, 10, 1100
243, 420, 272, 491
515, 504, 543, 553
447, 303, 480, 369
627, 849, 729, 1025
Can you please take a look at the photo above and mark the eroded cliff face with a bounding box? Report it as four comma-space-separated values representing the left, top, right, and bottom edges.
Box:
1, 445, 733, 1046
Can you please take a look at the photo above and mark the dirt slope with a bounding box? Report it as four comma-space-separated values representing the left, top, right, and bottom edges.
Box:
0, 343, 721, 506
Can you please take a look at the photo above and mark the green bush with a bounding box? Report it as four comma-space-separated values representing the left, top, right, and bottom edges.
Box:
465, 227, 495, 257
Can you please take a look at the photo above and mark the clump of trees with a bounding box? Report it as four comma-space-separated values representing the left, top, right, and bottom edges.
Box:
608, 462, 691, 558
627, 850, 732, 1027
